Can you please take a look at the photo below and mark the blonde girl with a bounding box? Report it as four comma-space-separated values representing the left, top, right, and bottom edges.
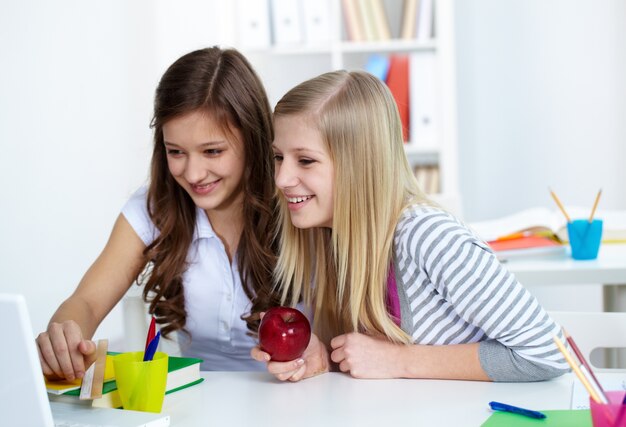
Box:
252, 70, 568, 382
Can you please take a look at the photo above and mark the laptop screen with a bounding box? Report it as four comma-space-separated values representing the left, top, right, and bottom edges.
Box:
0, 294, 170, 427
0, 293, 55, 426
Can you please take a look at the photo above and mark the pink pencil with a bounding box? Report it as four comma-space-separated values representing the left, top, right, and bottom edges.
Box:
563, 328, 608, 404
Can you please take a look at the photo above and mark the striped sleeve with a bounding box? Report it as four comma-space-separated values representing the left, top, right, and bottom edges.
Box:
394, 207, 570, 382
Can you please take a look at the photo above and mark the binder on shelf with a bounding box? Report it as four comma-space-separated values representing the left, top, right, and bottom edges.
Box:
236, 0, 271, 49
301, 0, 332, 44
386, 55, 410, 142
416, 0, 434, 41
270, 0, 303, 45
409, 52, 438, 148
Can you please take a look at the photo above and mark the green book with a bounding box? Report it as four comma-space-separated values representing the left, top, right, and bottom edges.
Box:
481, 409, 593, 427
49, 354, 203, 409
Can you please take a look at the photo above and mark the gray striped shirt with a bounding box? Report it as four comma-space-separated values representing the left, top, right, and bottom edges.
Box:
392, 205, 570, 381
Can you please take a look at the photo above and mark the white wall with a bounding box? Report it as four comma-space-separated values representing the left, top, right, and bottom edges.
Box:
3, 0, 624, 342
455, 0, 626, 222
454, 0, 626, 313
0, 0, 228, 345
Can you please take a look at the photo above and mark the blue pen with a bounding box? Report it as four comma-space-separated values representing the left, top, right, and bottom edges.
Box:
143, 331, 161, 362
489, 401, 547, 419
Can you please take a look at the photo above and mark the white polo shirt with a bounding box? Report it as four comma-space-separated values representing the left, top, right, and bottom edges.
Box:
122, 187, 264, 371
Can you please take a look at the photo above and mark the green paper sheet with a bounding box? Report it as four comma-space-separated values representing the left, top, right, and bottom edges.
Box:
481, 410, 592, 427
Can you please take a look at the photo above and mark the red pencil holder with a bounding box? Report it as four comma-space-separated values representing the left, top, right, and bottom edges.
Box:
590, 391, 626, 427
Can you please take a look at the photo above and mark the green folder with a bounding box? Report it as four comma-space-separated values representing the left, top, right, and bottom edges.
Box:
481, 410, 592, 426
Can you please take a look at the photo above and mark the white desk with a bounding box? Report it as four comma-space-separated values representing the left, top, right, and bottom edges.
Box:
504, 244, 626, 311
156, 372, 617, 427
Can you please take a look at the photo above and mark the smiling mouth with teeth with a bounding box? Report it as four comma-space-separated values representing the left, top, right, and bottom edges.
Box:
287, 195, 313, 203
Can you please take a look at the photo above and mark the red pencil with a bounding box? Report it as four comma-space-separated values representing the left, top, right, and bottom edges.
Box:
563, 328, 608, 403
145, 316, 156, 352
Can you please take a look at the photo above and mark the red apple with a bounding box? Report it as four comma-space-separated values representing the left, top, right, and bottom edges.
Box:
258, 306, 311, 362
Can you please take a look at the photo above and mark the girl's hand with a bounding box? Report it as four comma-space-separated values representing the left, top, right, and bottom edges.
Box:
330, 332, 403, 379
36, 320, 96, 381
251, 333, 330, 382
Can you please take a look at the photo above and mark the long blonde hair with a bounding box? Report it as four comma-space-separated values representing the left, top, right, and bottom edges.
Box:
274, 70, 428, 344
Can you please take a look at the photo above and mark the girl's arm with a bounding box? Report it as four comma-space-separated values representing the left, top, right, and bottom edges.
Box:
36, 214, 146, 381
396, 209, 569, 381
330, 333, 491, 380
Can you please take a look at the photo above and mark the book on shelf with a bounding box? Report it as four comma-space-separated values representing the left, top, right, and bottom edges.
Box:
370, 0, 392, 40
416, 0, 434, 41
469, 206, 626, 245
47, 353, 203, 409
364, 54, 390, 81
386, 54, 410, 142
413, 165, 439, 194
342, 0, 391, 41
342, 0, 364, 41
356, 0, 377, 41
400, 0, 419, 39
400, 0, 434, 41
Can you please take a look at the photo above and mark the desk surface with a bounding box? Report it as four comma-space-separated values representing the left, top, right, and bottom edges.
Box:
504, 244, 626, 285
157, 371, 601, 427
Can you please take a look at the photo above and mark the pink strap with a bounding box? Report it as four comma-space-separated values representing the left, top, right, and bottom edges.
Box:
386, 263, 401, 326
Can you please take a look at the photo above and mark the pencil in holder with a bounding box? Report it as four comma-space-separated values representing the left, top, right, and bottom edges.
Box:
113, 351, 169, 413
589, 391, 626, 427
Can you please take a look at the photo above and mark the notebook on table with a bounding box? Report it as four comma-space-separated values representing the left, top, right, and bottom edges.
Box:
0, 293, 170, 427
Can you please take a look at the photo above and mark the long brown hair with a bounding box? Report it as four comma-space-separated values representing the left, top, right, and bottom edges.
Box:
142, 47, 280, 337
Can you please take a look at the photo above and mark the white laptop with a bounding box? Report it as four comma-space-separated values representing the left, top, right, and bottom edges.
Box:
0, 293, 170, 427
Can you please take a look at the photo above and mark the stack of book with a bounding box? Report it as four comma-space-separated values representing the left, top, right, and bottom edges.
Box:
470, 207, 568, 260
47, 353, 203, 409
486, 232, 565, 260
470, 206, 626, 260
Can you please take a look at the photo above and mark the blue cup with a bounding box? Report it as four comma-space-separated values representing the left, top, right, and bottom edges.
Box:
567, 219, 603, 260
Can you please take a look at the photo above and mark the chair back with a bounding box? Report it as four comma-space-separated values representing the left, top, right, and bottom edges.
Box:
549, 311, 626, 372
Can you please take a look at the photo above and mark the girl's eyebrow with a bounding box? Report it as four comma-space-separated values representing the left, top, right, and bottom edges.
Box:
164, 140, 227, 147
272, 144, 325, 156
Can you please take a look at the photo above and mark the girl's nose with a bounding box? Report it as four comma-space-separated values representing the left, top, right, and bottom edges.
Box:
274, 160, 298, 189
183, 154, 207, 184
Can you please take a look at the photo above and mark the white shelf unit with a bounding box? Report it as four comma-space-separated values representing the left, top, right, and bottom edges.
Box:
235, 0, 460, 215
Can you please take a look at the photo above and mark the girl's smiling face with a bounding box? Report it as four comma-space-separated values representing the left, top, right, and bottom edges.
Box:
273, 115, 334, 229
163, 110, 245, 215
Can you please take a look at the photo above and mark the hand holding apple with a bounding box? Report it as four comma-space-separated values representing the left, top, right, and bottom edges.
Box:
258, 307, 311, 362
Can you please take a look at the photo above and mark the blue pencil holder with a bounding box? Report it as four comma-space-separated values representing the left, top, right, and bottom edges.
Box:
567, 219, 603, 260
